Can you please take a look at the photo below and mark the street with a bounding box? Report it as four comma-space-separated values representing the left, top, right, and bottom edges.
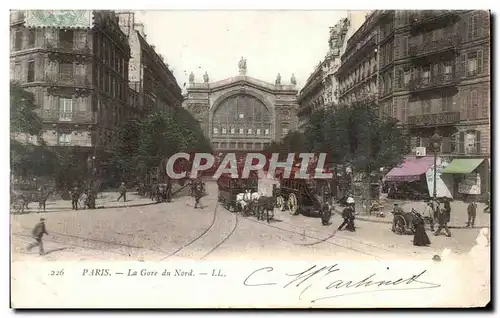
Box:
11, 182, 486, 262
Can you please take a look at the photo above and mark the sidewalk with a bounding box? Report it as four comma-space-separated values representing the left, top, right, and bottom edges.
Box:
19, 192, 157, 213
335, 200, 490, 229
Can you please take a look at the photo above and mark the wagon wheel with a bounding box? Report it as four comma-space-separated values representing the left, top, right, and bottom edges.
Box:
276, 196, 285, 211
288, 193, 298, 215
11, 200, 23, 214
393, 215, 406, 235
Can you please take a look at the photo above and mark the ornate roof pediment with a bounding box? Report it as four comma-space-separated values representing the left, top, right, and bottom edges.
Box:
188, 75, 297, 94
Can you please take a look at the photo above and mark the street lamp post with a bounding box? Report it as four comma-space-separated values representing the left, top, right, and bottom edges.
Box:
430, 131, 442, 199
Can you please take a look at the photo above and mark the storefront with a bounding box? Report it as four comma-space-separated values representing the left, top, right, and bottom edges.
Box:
383, 156, 435, 200
442, 158, 488, 201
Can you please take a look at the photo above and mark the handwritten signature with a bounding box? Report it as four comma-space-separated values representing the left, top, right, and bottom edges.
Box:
243, 264, 441, 303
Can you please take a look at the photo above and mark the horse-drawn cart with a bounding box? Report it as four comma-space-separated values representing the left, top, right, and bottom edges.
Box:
217, 171, 258, 212
274, 167, 332, 216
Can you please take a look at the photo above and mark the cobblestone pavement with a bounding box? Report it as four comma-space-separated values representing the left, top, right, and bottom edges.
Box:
11, 183, 487, 262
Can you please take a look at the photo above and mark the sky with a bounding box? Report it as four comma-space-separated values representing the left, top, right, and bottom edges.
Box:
133, 10, 348, 91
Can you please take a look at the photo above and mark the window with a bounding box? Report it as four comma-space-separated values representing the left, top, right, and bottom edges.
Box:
27, 60, 35, 82
239, 128, 244, 134
422, 66, 430, 84
59, 98, 73, 121
403, 36, 409, 56
477, 50, 484, 74
59, 63, 73, 80
14, 62, 21, 82
468, 90, 478, 119
468, 14, 479, 40
59, 30, 74, 50
443, 63, 453, 80
230, 128, 235, 134
442, 95, 454, 112
222, 128, 227, 134
58, 133, 72, 146
14, 30, 22, 51
256, 128, 261, 135
402, 99, 408, 122
467, 52, 478, 76
481, 90, 489, 118
248, 128, 252, 134
27, 29, 35, 48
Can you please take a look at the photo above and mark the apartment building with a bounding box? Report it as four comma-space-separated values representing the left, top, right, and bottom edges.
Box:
297, 17, 350, 129
336, 10, 491, 199
117, 12, 183, 117
10, 10, 131, 162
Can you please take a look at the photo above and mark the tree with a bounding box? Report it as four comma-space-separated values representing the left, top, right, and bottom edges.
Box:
266, 97, 409, 204
10, 83, 51, 179
10, 83, 43, 136
110, 120, 141, 177
110, 108, 213, 181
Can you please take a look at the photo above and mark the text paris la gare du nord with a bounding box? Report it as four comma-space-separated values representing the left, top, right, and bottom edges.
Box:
165, 152, 334, 180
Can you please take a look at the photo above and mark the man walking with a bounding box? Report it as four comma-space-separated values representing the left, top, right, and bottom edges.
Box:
193, 180, 204, 209
71, 186, 79, 210
467, 199, 477, 228
117, 182, 127, 202
435, 198, 452, 237
338, 197, 355, 231
27, 218, 49, 255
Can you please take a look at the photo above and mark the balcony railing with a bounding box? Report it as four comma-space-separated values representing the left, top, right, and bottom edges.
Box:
45, 73, 92, 88
45, 39, 91, 54
409, 35, 461, 58
41, 109, 96, 124
407, 111, 460, 127
409, 10, 459, 27
408, 73, 459, 92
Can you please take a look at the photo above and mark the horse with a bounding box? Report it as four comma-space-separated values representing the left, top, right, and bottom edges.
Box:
22, 190, 53, 213
256, 194, 275, 223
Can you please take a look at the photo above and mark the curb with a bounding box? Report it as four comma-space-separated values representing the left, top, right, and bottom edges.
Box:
333, 208, 490, 229
11, 200, 159, 214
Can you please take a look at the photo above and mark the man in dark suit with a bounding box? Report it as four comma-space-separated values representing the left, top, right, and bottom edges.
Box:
27, 218, 49, 255
193, 180, 204, 209
467, 199, 477, 228
71, 186, 80, 210
435, 198, 452, 237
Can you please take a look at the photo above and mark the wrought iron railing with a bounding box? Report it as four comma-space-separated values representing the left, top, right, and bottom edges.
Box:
44, 39, 91, 54
409, 35, 461, 58
41, 109, 96, 124
45, 73, 92, 87
409, 10, 459, 27
408, 73, 459, 91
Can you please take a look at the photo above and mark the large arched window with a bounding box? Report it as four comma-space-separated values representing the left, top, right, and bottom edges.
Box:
212, 94, 272, 137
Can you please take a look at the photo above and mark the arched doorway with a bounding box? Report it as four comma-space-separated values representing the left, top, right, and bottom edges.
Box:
211, 94, 272, 152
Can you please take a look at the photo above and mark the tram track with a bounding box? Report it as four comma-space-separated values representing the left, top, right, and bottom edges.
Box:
11, 194, 405, 261
164, 201, 239, 260
261, 215, 410, 255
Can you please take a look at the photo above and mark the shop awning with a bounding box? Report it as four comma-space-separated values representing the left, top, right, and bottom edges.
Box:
384, 156, 434, 182
442, 159, 484, 174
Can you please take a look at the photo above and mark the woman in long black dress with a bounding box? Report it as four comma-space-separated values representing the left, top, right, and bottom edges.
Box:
413, 213, 431, 246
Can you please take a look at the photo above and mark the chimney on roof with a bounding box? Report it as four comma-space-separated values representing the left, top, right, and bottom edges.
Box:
134, 23, 146, 38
